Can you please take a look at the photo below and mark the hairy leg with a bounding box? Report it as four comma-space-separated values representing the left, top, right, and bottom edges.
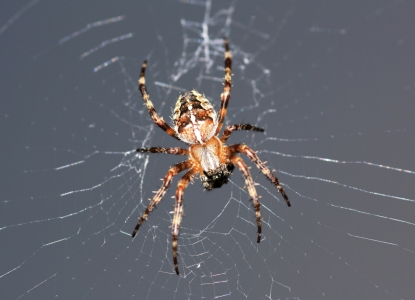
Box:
215, 38, 232, 135
138, 60, 180, 140
131, 160, 191, 238
136, 147, 189, 155
231, 155, 262, 243
220, 124, 264, 143
172, 169, 197, 275
228, 144, 291, 207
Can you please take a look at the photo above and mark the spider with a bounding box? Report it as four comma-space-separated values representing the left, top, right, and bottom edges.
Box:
132, 38, 291, 275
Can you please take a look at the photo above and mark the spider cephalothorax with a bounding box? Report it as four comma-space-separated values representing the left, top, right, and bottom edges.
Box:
173, 90, 234, 189
132, 39, 291, 275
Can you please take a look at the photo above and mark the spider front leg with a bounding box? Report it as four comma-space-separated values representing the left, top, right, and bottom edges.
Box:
172, 169, 197, 275
132, 160, 191, 238
138, 60, 181, 141
229, 144, 291, 207
231, 155, 262, 243
220, 124, 264, 143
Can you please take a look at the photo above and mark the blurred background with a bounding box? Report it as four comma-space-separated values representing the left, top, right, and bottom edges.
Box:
1, 0, 414, 299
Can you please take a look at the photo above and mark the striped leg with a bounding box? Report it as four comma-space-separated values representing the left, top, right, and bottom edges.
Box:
229, 144, 291, 207
131, 160, 191, 238
220, 124, 264, 143
172, 169, 196, 275
136, 147, 189, 155
231, 155, 262, 243
215, 38, 233, 135
138, 61, 180, 141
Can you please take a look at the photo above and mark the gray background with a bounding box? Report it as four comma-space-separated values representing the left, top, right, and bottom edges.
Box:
1, 0, 414, 299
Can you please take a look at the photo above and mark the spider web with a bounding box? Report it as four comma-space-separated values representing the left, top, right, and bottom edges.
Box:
1, 0, 415, 299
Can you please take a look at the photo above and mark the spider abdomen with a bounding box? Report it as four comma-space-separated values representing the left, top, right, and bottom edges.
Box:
173, 90, 218, 144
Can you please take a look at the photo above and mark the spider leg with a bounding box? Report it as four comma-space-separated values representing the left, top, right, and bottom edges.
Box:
228, 144, 291, 207
132, 160, 191, 238
172, 169, 197, 275
220, 124, 264, 143
138, 60, 181, 141
136, 147, 189, 155
215, 38, 232, 135
230, 155, 262, 243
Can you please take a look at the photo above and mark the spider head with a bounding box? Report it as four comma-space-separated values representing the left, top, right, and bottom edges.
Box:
202, 164, 234, 190
172, 90, 218, 144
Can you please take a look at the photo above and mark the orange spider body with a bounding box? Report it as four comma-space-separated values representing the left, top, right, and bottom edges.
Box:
132, 39, 291, 275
